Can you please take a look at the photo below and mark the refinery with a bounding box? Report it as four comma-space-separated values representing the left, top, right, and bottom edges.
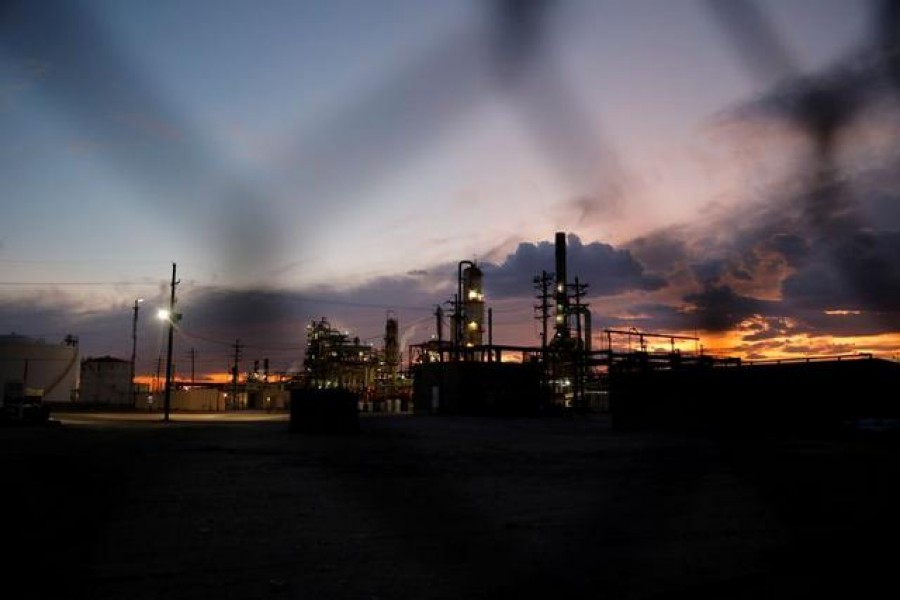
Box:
7, 230, 896, 434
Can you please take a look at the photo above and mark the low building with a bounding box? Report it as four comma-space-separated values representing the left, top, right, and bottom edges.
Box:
608, 354, 900, 433
413, 361, 550, 416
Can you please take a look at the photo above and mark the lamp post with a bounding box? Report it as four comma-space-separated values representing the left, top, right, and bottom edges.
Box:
130, 298, 144, 407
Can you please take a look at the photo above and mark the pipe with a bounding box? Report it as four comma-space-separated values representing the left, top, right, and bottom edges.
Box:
488, 307, 493, 361
579, 307, 591, 352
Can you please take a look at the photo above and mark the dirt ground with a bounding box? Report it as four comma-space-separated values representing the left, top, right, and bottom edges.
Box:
3, 412, 899, 599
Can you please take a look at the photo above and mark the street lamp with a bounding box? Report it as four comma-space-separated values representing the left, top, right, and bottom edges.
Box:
130, 298, 144, 407
157, 309, 183, 421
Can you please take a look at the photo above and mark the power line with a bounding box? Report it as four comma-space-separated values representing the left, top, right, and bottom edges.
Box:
0, 281, 160, 287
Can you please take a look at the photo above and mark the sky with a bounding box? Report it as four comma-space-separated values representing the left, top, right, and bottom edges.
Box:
2, 0, 900, 381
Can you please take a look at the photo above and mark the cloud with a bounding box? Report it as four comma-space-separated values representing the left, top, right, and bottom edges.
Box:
622, 197, 900, 337
598, 302, 688, 333
774, 227, 900, 315
626, 228, 689, 274
0, 228, 676, 371
762, 232, 808, 268
616, 91, 900, 337
115, 112, 183, 142
735, 315, 799, 341
481, 234, 666, 299
681, 284, 777, 332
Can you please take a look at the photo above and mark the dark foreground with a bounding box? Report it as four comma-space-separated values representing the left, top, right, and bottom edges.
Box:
3, 412, 899, 599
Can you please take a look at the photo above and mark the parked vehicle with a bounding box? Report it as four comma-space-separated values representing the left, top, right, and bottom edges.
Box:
1, 381, 51, 424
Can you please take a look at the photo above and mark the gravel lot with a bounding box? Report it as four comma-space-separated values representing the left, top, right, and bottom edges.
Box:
3, 412, 899, 599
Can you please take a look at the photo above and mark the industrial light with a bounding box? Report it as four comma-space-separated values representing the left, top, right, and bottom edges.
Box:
157, 308, 170, 321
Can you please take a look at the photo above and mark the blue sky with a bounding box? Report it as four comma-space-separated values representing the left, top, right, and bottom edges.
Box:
3, 0, 899, 377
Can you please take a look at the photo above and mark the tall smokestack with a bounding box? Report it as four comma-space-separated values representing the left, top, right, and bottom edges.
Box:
555, 232, 569, 338
384, 313, 399, 374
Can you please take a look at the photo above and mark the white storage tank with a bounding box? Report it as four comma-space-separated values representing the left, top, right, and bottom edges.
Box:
80, 356, 131, 406
0, 334, 80, 405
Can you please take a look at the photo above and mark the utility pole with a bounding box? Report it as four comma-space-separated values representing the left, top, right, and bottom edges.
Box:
568, 277, 589, 410
130, 298, 143, 406
568, 278, 589, 347
190, 347, 196, 388
231, 339, 242, 410
533, 270, 552, 352
155, 355, 162, 394
448, 294, 460, 360
162, 262, 180, 423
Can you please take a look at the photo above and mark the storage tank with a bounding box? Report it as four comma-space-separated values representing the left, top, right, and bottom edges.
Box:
80, 356, 131, 406
0, 335, 79, 405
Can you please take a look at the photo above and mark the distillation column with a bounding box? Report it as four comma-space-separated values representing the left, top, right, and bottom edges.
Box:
462, 264, 485, 347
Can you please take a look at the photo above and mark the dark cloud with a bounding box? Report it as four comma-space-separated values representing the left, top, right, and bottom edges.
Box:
701, 0, 900, 341
690, 259, 727, 286
0, 292, 169, 375
762, 233, 808, 268
682, 284, 775, 332
622, 209, 900, 336
0, 296, 89, 341
180, 288, 299, 337
0, 283, 425, 378
625, 228, 689, 274
780, 229, 900, 315
792, 309, 889, 338
618, 148, 900, 335
731, 267, 753, 281
482, 234, 666, 298
598, 303, 688, 333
